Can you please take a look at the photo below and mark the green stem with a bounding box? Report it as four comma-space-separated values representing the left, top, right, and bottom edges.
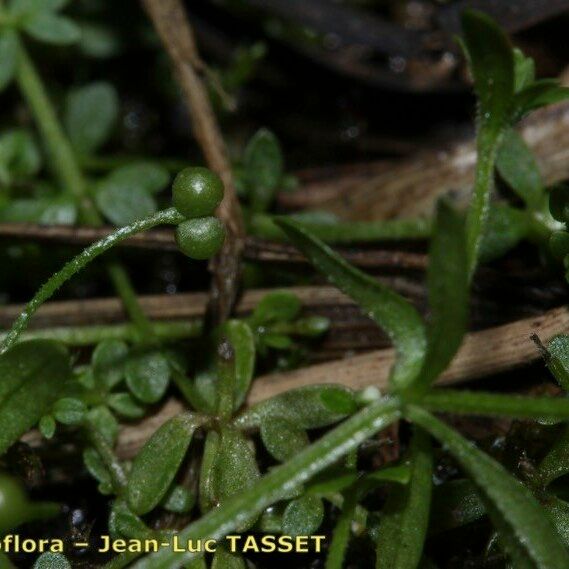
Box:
86, 422, 128, 493
132, 399, 400, 568
0, 320, 201, 347
15, 41, 155, 337
0, 208, 184, 353
421, 389, 569, 421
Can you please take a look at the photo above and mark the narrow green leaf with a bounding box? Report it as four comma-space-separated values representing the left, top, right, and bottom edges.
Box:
64, 82, 118, 155
282, 495, 324, 536
325, 489, 359, 569
0, 340, 71, 455
223, 320, 255, 409
276, 218, 426, 389
24, 13, 81, 46
127, 413, 199, 515
513, 48, 535, 93
421, 389, 569, 421
408, 406, 569, 569
545, 335, 569, 392
513, 80, 569, 121
0, 31, 18, 92
536, 426, 569, 488
497, 129, 544, 210
133, 399, 400, 568
213, 427, 260, 530
234, 384, 357, 430
413, 201, 468, 394
461, 10, 515, 274
461, 10, 514, 137
243, 128, 283, 212
375, 427, 433, 569
544, 497, 569, 548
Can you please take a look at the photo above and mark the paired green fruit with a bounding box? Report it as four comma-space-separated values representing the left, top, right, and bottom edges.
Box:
172, 167, 224, 219
176, 217, 226, 260
172, 167, 226, 260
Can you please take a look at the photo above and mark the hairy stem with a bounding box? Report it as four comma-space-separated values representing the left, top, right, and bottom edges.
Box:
0, 209, 184, 353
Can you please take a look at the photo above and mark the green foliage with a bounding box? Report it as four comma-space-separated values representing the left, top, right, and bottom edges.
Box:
0, 340, 71, 454
125, 350, 171, 404
409, 406, 569, 569
127, 413, 200, 515
413, 200, 468, 394
497, 129, 544, 210
64, 82, 118, 155
0, 128, 41, 185
242, 129, 284, 212
235, 385, 357, 430
260, 416, 309, 462
375, 428, 432, 569
276, 218, 427, 390
282, 495, 324, 536
53, 397, 87, 425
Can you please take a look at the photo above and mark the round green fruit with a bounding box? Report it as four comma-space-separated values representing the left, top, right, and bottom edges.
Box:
0, 474, 32, 533
176, 217, 226, 260
172, 167, 224, 219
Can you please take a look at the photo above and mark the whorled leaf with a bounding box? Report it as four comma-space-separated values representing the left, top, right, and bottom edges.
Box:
127, 413, 200, 515
375, 427, 433, 569
408, 406, 569, 569
412, 200, 468, 394
234, 384, 357, 431
276, 218, 426, 390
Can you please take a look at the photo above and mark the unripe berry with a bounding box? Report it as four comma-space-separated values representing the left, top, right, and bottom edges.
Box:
172, 167, 224, 219
176, 217, 226, 260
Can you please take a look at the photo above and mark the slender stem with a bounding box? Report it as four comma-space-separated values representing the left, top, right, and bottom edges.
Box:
421, 389, 569, 421
15, 42, 155, 336
0, 208, 184, 353
86, 422, 128, 493
0, 320, 201, 346
16, 46, 94, 221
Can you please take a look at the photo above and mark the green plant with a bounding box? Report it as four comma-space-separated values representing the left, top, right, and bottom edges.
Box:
1, 7, 569, 569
